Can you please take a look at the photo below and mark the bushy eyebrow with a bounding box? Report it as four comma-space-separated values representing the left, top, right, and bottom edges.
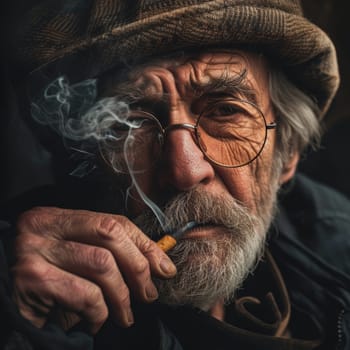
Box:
189, 69, 258, 105
101, 68, 258, 106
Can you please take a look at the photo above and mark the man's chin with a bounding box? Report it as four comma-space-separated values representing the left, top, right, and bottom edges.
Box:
131, 186, 275, 310
154, 232, 265, 311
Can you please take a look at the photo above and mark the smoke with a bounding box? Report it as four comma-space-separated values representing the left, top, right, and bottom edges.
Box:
31, 76, 131, 147
31, 76, 167, 228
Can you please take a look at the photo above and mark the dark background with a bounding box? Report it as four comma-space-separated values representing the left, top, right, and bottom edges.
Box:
299, 0, 350, 197
303, 0, 350, 126
1, 0, 349, 205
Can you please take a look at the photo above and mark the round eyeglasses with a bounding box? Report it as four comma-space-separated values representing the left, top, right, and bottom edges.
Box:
100, 98, 277, 173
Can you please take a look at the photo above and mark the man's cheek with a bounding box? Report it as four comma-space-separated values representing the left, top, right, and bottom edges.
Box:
215, 168, 257, 210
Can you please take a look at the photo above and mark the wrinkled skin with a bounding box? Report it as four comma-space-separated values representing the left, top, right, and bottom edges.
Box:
12, 51, 298, 333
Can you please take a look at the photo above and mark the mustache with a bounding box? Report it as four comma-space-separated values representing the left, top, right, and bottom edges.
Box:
133, 187, 258, 239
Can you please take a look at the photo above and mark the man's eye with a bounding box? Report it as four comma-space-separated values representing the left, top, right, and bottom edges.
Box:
203, 103, 247, 121
211, 104, 240, 117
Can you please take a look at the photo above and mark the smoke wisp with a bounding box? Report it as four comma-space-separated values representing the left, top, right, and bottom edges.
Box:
31, 76, 167, 228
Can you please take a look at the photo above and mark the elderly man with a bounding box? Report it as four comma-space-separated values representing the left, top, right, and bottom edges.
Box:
0, 1, 349, 350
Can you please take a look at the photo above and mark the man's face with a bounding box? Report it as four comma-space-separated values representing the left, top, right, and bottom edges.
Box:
104, 51, 282, 309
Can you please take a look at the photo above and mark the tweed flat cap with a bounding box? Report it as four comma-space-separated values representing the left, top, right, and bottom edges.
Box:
15, 0, 339, 118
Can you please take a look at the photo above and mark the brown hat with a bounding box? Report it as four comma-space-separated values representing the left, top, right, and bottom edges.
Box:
15, 0, 339, 118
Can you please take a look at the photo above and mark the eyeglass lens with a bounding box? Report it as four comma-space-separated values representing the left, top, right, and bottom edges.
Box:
196, 99, 268, 167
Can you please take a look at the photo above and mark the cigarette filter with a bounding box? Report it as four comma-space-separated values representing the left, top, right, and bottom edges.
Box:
156, 221, 197, 252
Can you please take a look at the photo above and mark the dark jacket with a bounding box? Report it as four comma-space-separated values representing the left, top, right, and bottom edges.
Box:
0, 173, 349, 350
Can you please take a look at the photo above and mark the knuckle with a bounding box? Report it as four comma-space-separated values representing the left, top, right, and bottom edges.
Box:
13, 255, 51, 284
83, 283, 104, 308
17, 207, 47, 233
132, 257, 150, 276
14, 232, 42, 255
88, 247, 115, 274
97, 216, 126, 242
17, 207, 65, 239
138, 237, 157, 255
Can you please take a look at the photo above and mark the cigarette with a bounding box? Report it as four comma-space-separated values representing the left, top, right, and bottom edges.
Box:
156, 235, 177, 252
156, 221, 197, 252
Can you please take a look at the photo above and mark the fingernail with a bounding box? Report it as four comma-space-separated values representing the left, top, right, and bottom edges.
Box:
126, 307, 134, 325
145, 282, 159, 300
160, 258, 177, 275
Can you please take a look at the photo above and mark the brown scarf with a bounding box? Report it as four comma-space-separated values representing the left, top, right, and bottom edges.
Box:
224, 250, 322, 348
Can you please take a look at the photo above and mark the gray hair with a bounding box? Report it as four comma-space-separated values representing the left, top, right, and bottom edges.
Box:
269, 68, 321, 165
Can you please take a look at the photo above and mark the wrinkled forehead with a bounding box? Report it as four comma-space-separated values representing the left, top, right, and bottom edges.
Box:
101, 50, 270, 106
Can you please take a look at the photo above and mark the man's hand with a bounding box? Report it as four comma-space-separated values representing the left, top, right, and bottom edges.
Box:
12, 207, 176, 334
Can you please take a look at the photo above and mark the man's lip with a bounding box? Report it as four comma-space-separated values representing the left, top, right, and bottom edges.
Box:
179, 224, 220, 239
170, 221, 197, 239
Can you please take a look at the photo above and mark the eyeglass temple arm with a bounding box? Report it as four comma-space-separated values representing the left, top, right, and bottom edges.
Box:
164, 123, 197, 133
266, 122, 277, 130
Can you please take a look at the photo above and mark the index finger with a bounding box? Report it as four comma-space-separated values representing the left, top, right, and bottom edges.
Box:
19, 207, 177, 278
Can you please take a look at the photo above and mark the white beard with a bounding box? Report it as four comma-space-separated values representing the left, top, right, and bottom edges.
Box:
134, 179, 279, 311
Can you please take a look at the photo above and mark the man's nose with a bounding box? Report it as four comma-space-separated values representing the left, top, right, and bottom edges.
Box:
157, 126, 215, 191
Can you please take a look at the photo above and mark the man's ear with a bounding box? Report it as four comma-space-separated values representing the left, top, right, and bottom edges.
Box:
279, 152, 299, 185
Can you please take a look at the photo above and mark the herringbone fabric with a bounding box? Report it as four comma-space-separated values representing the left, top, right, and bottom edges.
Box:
15, 0, 339, 118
